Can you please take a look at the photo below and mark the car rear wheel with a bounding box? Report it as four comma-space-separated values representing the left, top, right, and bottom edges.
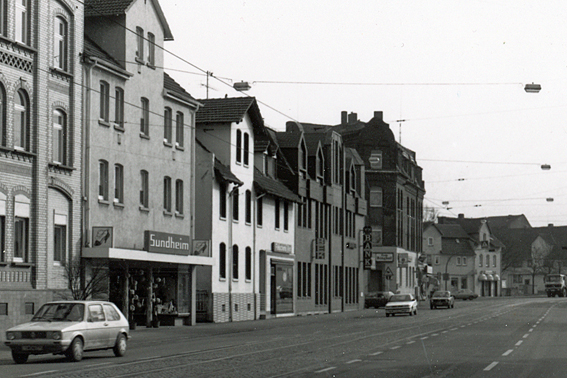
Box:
11, 351, 29, 364
66, 337, 84, 362
386, 313, 390, 317
113, 334, 127, 357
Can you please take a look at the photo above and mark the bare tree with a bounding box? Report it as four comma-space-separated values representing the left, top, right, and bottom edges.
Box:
64, 258, 109, 300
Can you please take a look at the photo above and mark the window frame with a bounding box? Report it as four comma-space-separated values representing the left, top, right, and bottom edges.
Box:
114, 87, 124, 129
219, 183, 227, 219
257, 196, 263, 227
114, 164, 124, 204
245, 190, 251, 224
175, 179, 183, 215
163, 176, 172, 213
140, 97, 150, 136
164, 107, 172, 145
219, 243, 226, 279
232, 245, 239, 280
14, 89, 30, 151
175, 111, 184, 148
147, 32, 155, 67
140, 170, 149, 208
53, 223, 67, 264
98, 160, 109, 201
54, 16, 68, 71
245, 247, 252, 280
136, 26, 144, 62
99, 81, 110, 123
243, 132, 249, 166
236, 129, 242, 164
52, 109, 67, 165
0, 83, 5, 147
15, 0, 29, 45
14, 216, 29, 262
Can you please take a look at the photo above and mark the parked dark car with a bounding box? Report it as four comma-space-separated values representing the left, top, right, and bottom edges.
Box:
365, 291, 395, 308
454, 289, 479, 300
430, 290, 455, 309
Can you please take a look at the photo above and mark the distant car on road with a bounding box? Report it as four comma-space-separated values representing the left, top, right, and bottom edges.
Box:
385, 294, 418, 317
453, 289, 479, 300
430, 291, 455, 309
4, 300, 129, 364
365, 291, 395, 308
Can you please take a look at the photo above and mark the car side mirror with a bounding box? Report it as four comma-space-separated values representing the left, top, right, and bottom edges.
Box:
87, 316, 93, 323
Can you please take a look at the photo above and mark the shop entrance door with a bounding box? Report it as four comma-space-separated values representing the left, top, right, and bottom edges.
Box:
270, 264, 277, 315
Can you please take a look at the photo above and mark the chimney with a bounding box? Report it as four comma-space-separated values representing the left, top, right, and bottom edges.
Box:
458, 213, 465, 219
374, 111, 383, 121
341, 111, 348, 125
548, 223, 554, 228
348, 112, 357, 124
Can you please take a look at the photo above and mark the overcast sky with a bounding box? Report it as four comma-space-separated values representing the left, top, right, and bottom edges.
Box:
160, 0, 567, 227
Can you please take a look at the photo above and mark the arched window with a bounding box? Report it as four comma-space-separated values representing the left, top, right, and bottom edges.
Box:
245, 190, 251, 224
175, 179, 183, 214
219, 243, 226, 279
232, 245, 239, 280
54, 16, 68, 70
243, 132, 249, 166
53, 109, 67, 165
14, 89, 30, 151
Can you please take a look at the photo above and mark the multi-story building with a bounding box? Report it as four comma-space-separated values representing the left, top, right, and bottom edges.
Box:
438, 215, 503, 296
0, 0, 84, 337
276, 121, 366, 315
81, 0, 211, 328
334, 111, 425, 297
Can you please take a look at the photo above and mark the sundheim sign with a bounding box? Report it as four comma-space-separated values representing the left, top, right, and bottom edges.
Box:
144, 231, 191, 255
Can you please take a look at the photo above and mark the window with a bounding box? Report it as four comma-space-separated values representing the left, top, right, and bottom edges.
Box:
14, 89, 30, 151
299, 141, 307, 178
175, 180, 183, 214
236, 129, 242, 163
349, 166, 356, 193
316, 148, 324, 182
140, 97, 149, 136
136, 27, 144, 61
232, 188, 239, 221
245, 247, 251, 280
428, 237, 433, 246
463, 257, 467, 266
369, 150, 382, 170
0, 0, 7, 36
243, 132, 249, 166
479, 254, 483, 267
175, 112, 184, 148
0, 84, 5, 147
486, 255, 489, 267
245, 190, 251, 224
456, 257, 461, 266
219, 183, 227, 218
114, 164, 124, 204
434, 256, 440, 265
275, 198, 280, 229
232, 245, 239, 280
114, 87, 124, 128
0, 193, 4, 262
99, 81, 109, 123
24, 302, 34, 315
284, 201, 289, 231
98, 160, 109, 201
164, 107, 172, 144
369, 187, 383, 207
0, 303, 6, 315
219, 243, 226, 279
140, 170, 149, 208
257, 197, 263, 226
14, 217, 28, 262
54, 16, 68, 70
53, 109, 67, 165
54, 223, 66, 263
461, 277, 467, 289
147, 32, 155, 66
103, 304, 120, 321
493, 255, 496, 267
88, 304, 105, 322
163, 176, 172, 213
15, 0, 28, 44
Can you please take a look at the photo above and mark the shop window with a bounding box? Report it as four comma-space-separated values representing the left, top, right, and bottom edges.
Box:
232, 245, 239, 280
54, 16, 68, 71
245, 247, 251, 280
15, 0, 29, 45
163, 176, 172, 213
257, 197, 263, 226
140, 97, 149, 136
53, 109, 67, 165
114, 164, 124, 204
99, 81, 109, 123
219, 183, 227, 219
98, 160, 109, 201
219, 243, 226, 279
175, 112, 184, 148
14, 89, 30, 151
164, 107, 172, 145
236, 129, 242, 163
275, 198, 280, 229
147, 32, 155, 67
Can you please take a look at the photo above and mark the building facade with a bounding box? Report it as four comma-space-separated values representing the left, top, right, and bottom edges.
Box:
0, 0, 84, 337
81, 0, 210, 328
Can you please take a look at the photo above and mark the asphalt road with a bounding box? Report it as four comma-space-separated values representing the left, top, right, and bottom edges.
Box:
1, 296, 565, 377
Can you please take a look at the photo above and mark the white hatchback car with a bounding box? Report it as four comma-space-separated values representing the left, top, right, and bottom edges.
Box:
385, 293, 418, 317
4, 300, 129, 364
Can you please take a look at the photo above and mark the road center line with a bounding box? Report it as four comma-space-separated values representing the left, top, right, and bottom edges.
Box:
22, 371, 60, 377
421, 336, 429, 340
346, 359, 362, 364
407, 340, 416, 344
391, 346, 401, 350
502, 349, 514, 356
523, 334, 529, 339
484, 362, 499, 371
516, 340, 523, 346
315, 367, 336, 374
369, 351, 383, 356
529, 328, 534, 332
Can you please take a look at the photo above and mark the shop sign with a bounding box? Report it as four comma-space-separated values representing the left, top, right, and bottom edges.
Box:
313, 238, 326, 259
144, 230, 191, 255
374, 252, 394, 262
92, 227, 113, 248
272, 242, 292, 254
398, 253, 409, 267
363, 228, 372, 269
193, 240, 211, 257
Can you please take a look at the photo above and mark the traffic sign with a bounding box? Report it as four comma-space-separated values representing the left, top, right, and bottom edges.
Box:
385, 274, 392, 281
385, 266, 393, 276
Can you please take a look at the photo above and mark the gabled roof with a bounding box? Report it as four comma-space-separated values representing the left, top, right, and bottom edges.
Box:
85, 0, 173, 41
434, 224, 470, 239
441, 238, 476, 256
303, 134, 323, 157
196, 97, 264, 131
83, 35, 124, 69
275, 131, 302, 149
486, 214, 532, 229
254, 168, 300, 203
164, 72, 197, 103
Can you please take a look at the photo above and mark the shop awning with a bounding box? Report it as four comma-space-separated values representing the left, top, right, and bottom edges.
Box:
215, 159, 243, 185
83, 247, 214, 266
486, 274, 494, 281
478, 273, 488, 281
493, 274, 500, 281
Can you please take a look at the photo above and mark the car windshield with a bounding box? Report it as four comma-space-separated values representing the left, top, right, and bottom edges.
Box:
546, 275, 563, 283
433, 291, 450, 297
32, 303, 85, 322
390, 295, 411, 302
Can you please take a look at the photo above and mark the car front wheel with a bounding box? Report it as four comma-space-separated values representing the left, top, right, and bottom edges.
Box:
67, 337, 84, 362
11, 351, 29, 364
113, 334, 127, 357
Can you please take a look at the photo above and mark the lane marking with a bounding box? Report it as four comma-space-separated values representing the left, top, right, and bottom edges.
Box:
369, 351, 383, 356
502, 349, 514, 356
391, 346, 401, 350
529, 328, 534, 332
315, 367, 336, 374
450, 328, 458, 331
516, 340, 523, 346
421, 337, 429, 340
523, 334, 529, 339
407, 340, 416, 344
442, 331, 448, 334
432, 333, 439, 337
346, 359, 361, 364
22, 372, 59, 377
484, 362, 499, 371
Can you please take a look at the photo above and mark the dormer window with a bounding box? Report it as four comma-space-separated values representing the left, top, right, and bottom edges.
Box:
316, 148, 324, 183
349, 166, 356, 194
369, 150, 382, 170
